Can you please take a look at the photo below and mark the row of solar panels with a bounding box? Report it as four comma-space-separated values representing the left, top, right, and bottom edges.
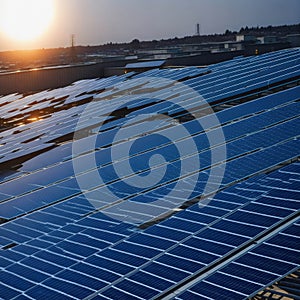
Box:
0, 48, 299, 167
0, 162, 299, 299
0, 84, 299, 222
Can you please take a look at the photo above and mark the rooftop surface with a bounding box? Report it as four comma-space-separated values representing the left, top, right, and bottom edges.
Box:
0, 48, 299, 300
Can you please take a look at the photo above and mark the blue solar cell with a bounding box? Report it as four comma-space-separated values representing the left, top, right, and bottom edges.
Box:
26, 161, 74, 186
48, 231, 73, 242
27, 211, 70, 227
252, 243, 300, 265
267, 234, 300, 251
144, 225, 190, 243
25, 285, 75, 300
130, 270, 174, 292
188, 203, 229, 218
211, 191, 252, 205
0, 192, 11, 201
0, 248, 25, 265
12, 244, 39, 256
144, 262, 189, 283
206, 199, 240, 211
184, 237, 234, 256
0, 185, 79, 219
7, 263, 49, 283
39, 234, 63, 245
267, 189, 300, 200
221, 262, 278, 286
20, 143, 72, 172
85, 255, 134, 275
196, 228, 248, 247
68, 234, 110, 250
76, 215, 119, 230
0, 178, 38, 197
128, 233, 175, 250
175, 290, 206, 300
54, 240, 98, 258
169, 244, 219, 265
236, 252, 295, 275
217, 86, 300, 124
162, 217, 205, 233
0, 283, 20, 300
72, 262, 120, 283
0, 227, 29, 244
43, 277, 93, 299
206, 272, 262, 296
156, 253, 205, 274
242, 202, 294, 218
175, 209, 217, 225
114, 241, 160, 259
34, 250, 77, 268
3, 223, 43, 239
0, 270, 34, 292
211, 219, 263, 238
257, 196, 300, 210
189, 280, 244, 300
0, 256, 14, 268
57, 269, 107, 292
116, 279, 158, 299
11, 218, 56, 234
100, 249, 148, 268
227, 210, 280, 228
281, 223, 300, 236
81, 228, 126, 244
0, 235, 13, 247
25, 238, 51, 249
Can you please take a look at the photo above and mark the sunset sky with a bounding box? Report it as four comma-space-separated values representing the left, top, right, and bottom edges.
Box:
0, 0, 299, 51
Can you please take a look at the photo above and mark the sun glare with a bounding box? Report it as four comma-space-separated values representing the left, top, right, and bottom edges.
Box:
0, 0, 54, 42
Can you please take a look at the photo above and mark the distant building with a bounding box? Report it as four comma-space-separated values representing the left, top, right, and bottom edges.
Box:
236, 34, 257, 42
257, 36, 279, 44
286, 34, 300, 47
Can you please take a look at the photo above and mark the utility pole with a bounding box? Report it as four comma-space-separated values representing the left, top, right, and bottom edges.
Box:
196, 23, 200, 36
70, 34, 77, 63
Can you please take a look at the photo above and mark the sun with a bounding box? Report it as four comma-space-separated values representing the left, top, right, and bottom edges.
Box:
0, 0, 54, 42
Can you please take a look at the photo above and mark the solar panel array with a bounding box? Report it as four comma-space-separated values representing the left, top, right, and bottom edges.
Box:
0, 48, 299, 299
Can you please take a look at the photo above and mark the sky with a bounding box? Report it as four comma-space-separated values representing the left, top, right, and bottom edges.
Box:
0, 0, 299, 51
